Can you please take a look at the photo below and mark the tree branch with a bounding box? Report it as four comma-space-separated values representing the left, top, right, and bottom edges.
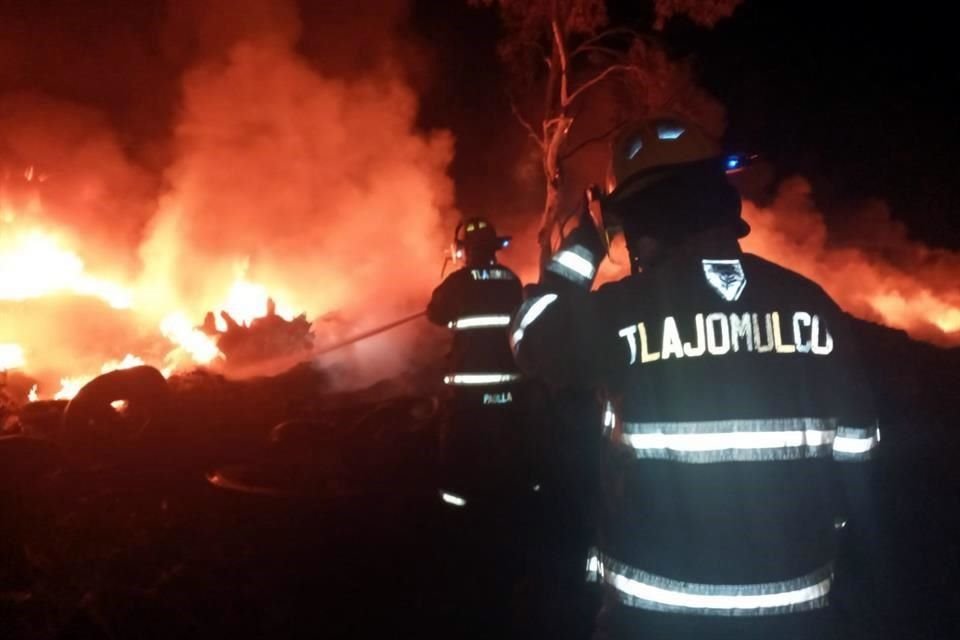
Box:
543, 116, 566, 128
560, 120, 625, 162
570, 45, 622, 61
565, 64, 637, 107
570, 27, 643, 58
551, 18, 570, 106
510, 99, 545, 150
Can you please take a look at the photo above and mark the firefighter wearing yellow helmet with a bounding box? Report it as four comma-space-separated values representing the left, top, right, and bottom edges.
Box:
509, 117, 884, 639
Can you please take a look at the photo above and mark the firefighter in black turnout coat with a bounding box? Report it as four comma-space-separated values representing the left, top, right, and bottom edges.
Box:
427, 217, 534, 502
427, 217, 543, 638
510, 117, 884, 639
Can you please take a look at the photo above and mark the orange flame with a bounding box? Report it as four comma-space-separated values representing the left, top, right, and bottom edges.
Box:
581, 179, 960, 346
739, 179, 960, 346
0, 204, 280, 388
53, 377, 89, 401
0, 228, 132, 309
214, 266, 296, 330
0, 216, 295, 388
51, 354, 147, 401
2, 11, 455, 394
160, 312, 223, 366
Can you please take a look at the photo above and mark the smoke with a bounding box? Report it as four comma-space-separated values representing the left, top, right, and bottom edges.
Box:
1, 0, 457, 391
3, 0, 956, 399
142, 3, 454, 382
0, 92, 158, 273
741, 178, 960, 346
537, 176, 960, 349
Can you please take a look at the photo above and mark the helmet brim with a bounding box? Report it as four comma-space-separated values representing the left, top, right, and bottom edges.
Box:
603, 157, 751, 240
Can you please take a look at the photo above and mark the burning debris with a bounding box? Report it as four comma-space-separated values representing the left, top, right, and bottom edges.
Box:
0, 2, 958, 638
199, 298, 313, 369
1, 0, 454, 397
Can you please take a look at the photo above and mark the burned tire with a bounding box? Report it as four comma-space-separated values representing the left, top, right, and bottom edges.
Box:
61, 366, 170, 443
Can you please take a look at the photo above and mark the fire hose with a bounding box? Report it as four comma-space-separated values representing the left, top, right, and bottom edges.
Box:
314, 311, 427, 356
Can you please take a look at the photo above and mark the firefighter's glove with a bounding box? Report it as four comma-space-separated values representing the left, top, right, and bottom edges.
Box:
542, 211, 605, 289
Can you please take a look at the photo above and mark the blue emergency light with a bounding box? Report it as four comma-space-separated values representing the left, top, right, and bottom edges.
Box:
724, 153, 757, 174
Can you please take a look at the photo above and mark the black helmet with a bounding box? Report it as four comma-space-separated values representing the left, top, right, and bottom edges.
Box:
603, 116, 749, 241
455, 217, 510, 265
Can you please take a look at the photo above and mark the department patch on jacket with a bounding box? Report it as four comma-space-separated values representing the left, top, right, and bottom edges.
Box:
702, 259, 747, 301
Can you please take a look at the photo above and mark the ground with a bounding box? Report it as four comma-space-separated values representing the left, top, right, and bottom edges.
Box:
1, 318, 958, 639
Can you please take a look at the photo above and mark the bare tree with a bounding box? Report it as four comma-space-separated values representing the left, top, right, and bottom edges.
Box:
472, 0, 741, 263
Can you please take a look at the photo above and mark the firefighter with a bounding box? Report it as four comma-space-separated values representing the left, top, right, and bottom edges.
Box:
427, 216, 530, 504
509, 117, 884, 639
427, 217, 541, 638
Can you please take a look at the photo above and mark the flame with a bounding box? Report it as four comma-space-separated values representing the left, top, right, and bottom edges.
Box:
0, 5, 455, 394
50, 354, 146, 401
0, 343, 25, 370
53, 376, 89, 401
214, 268, 296, 331
740, 179, 960, 346
583, 179, 960, 347
1, 210, 296, 389
933, 309, 960, 334
868, 292, 960, 335
160, 312, 223, 366
0, 228, 132, 309
28, 384, 39, 402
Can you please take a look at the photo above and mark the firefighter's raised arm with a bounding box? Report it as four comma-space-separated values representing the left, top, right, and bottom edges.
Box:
509, 207, 624, 387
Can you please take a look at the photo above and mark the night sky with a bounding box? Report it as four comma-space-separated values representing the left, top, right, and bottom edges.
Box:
693, 1, 958, 250
1, 1, 956, 248
414, 0, 959, 249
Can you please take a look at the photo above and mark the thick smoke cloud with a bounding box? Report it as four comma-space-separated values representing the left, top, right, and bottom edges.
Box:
144, 0, 455, 380
741, 178, 960, 346
2, 0, 456, 391
2, 0, 957, 399
585, 176, 960, 346
0, 92, 158, 272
